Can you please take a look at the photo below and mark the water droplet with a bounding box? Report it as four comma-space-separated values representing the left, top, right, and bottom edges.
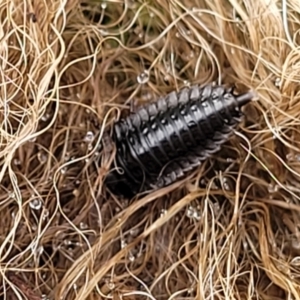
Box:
200, 179, 207, 186
211, 182, 218, 190
73, 283, 78, 290
29, 197, 42, 210
13, 158, 21, 165
84, 131, 95, 143
37, 151, 48, 164
101, 2, 107, 9
160, 209, 167, 217
183, 80, 191, 87
60, 167, 67, 174
106, 280, 115, 290
41, 113, 50, 121
149, 12, 154, 18
186, 206, 194, 218
121, 239, 127, 248
79, 222, 88, 230
42, 209, 49, 220
268, 183, 278, 193
222, 177, 231, 190
141, 92, 152, 101
186, 206, 201, 220
128, 252, 135, 261
275, 77, 281, 87
175, 32, 180, 38
213, 202, 220, 214
137, 70, 150, 84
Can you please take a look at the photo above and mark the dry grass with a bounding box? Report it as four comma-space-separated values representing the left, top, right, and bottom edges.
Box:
1, 0, 300, 299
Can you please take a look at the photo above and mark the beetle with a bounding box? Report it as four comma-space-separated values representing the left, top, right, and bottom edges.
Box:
103, 83, 255, 198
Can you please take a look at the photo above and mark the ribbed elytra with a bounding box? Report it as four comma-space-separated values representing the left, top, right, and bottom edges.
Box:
104, 84, 254, 198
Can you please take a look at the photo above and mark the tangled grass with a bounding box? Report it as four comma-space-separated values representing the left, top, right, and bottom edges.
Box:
1, 0, 300, 299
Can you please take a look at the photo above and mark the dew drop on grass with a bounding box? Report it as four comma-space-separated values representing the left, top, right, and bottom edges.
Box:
41, 113, 50, 121
84, 131, 95, 143
42, 209, 49, 220
137, 70, 149, 84
222, 177, 231, 191
37, 151, 48, 164
121, 239, 127, 248
160, 209, 167, 217
60, 167, 67, 174
183, 80, 191, 87
186, 206, 201, 220
275, 77, 281, 87
128, 252, 135, 262
13, 158, 21, 165
79, 222, 88, 230
29, 197, 42, 210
